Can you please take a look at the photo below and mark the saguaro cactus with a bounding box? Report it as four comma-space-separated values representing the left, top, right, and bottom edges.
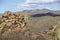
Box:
47, 21, 60, 40
24, 13, 28, 22
56, 21, 60, 40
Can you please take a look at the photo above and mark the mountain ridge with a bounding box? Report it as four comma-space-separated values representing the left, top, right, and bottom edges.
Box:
21, 9, 60, 15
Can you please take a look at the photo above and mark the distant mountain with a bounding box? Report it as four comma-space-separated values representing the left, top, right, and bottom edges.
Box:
31, 12, 60, 17
21, 9, 60, 16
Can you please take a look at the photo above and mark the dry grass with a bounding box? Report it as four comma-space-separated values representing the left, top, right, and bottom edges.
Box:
0, 11, 60, 40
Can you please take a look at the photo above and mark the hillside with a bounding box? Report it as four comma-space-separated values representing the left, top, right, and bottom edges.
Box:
0, 9, 60, 40
0, 11, 53, 40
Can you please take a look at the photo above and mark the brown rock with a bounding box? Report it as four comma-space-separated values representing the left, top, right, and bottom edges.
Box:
9, 15, 15, 19
6, 22, 12, 27
2, 11, 11, 17
14, 12, 20, 16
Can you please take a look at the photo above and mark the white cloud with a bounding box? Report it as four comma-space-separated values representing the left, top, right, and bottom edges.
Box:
26, 0, 56, 3
17, 0, 58, 10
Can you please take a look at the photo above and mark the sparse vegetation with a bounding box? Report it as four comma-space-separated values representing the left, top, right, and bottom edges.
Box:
0, 11, 60, 40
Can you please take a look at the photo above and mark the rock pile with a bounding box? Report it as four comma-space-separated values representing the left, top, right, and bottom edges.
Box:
0, 11, 28, 35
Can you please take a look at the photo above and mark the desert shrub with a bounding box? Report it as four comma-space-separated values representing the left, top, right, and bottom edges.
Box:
24, 14, 29, 22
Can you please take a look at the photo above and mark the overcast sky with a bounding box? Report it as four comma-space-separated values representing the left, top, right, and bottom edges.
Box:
0, 0, 60, 13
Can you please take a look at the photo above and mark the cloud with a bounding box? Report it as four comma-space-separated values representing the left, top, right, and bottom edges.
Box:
17, 0, 59, 10
26, 0, 56, 3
